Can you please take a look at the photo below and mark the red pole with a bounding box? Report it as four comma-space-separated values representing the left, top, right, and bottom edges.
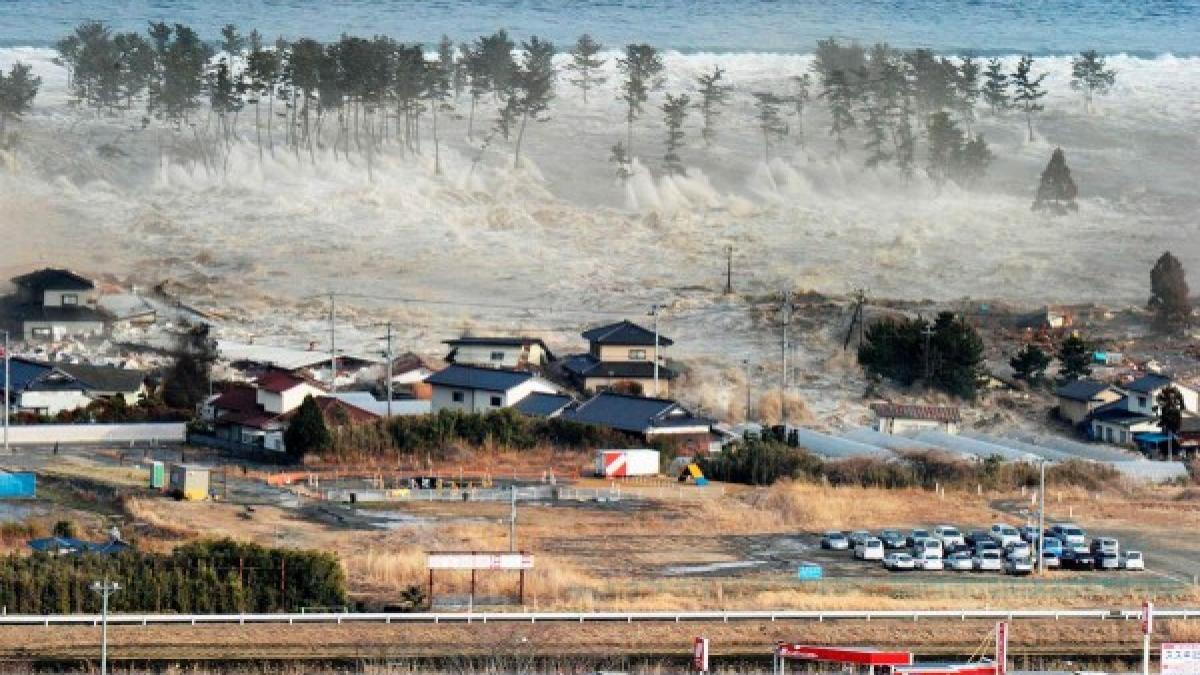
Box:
470, 568, 476, 608
519, 568, 525, 606
428, 569, 434, 608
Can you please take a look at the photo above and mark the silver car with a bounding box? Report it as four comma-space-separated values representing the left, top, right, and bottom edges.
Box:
974, 550, 1003, 572
1005, 556, 1034, 576
947, 551, 975, 571
821, 531, 850, 550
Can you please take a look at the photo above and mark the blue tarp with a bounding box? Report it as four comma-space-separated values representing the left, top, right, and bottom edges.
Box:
1134, 432, 1171, 443
0, 472, 36, 498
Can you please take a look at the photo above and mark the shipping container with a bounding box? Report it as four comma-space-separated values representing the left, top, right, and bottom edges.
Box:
595, 449, 660, 477
169, 464, 211, 501
149, 461, 165, 490
0, 472, 36, 499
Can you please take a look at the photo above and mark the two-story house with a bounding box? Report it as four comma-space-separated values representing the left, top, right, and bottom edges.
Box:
562, 320, 675, 397
426, 364, 559, 414
1088, 373, 1200, 447
443, 336, 554, 371
6, 268, 108, 341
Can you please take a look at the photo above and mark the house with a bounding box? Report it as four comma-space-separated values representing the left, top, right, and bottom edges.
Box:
562, 320, 675, 397
443, 336, 554, 371
255, 371, 326, 415
1015, 306, 1071, 331
1121, 373, 1199, 417
562, 391, 712, 449
209, 376, 378, 452
513, 392, 575, 419
0, 356, 145, 416
329, 391, 431, 418
871, 403, 961, 435
56, 362, 148, 405
5, 268, 109, 341
217, 340, 381, 390
1088, 401, 1158, 447
1084, 373, 1200, 448
1054, 379, 1124, 426
426, 364, 559, 414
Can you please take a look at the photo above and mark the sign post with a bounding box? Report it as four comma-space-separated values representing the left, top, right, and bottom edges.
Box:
1144, 600, 1155, 675
693, 637, 710, 673
996, 621, 1008, 675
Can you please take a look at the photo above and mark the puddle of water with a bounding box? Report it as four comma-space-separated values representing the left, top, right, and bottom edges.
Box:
662, 560, 766, 576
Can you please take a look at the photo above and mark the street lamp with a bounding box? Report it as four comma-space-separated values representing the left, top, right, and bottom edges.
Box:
91, 578, 121, 675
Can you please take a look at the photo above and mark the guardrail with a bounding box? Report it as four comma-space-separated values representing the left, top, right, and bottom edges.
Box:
2, 608, 1199, 627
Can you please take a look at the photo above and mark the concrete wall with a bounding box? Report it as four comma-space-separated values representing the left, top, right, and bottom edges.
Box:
3, 422, 187, 445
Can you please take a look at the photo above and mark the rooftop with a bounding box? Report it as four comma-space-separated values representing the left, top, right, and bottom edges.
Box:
562, 354, 676, 380
57, 363, 145, 393
1054, 378, 1116, 402
581, 320, 673, 347
869, 402, 961, 423
256, 370, 318, 394
513, 392, 574, 418
425, 364, 537, 392
563, 391, 709, 434
11, 268, 95, 292
1125, 373, 1175, 394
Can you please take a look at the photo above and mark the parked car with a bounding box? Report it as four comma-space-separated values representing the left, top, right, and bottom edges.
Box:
1005, 556, 1034, 576
1061, 546, 1095, 570
964, 530, 991, 547
906, 529, 932, 547
974, 539, 1000, 555
1122, 550, 1145, 571
1049, 523, 1086, 546
990, 523, 1021, 547
1041, 537, 1064, 557
855, 537, 885, 561
1090, 537, 1119, 558
914, 537, 943, 559
1019, 525, 1041, 543
973, 550, 1004, 572
914, 551, 944, 571
1040, 550, 1061, 569
947, 551, 975, 571
821, 531, 850, 550
879, 529, 908, 549
849, 530, 872, 547
1004, 541, 1032, 560
933, 525, 965, 549
1097, 553, 1121, 571
884, 552, 916, 571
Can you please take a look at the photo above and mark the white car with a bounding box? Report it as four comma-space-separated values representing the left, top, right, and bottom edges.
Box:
947, 551, 975, 571
883, 552, 916, 571
914, 552, 944, 571
1040, 551, 1061, 569
1122, 550, 1145, 571
933, 525, 965, 549
913, 537, 943, 559
1005, 556, 1034, 576
974, 550, 1003, 572
989, 523, 1021, 547
1050, 523, 1086, 546
1004, 541, 1032, 560
855, 537, 885, 561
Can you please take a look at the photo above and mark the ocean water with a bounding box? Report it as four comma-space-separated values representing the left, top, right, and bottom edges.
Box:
0, 0, 1196, 55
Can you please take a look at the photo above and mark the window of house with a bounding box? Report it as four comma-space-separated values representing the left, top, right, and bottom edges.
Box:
1119, 430, 1127, 444
490, 395, 502, 407
628, 349, 646, 360
1105, 427, 1114, 443
1138, 396, 1147, 408
31, 327, 51, 339
452, 391, 465, 403
490, 351, 505, 361
61, 294, 78, 306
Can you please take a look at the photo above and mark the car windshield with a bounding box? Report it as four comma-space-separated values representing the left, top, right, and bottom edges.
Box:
984, 552, 1000, 559
913, 530, 929, 536
1065, 527, 1083, 536
867, 541, 881, 548
1128, 552, 1142, 559
944, 528, 960, 536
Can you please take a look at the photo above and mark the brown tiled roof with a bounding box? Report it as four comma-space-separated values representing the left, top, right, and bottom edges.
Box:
870, 402, 962, 423
212, 385, 258, 414
256, 370, 312, 393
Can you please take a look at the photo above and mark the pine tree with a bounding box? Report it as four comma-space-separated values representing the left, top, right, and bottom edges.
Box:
565, 34, 606, 104
751, 91, 787, 162
0, 62, 41, 136
162, 323, 216, 411
427, 40, 455, 175
284, 395, 331, 459
955, 55, 981, 132
925, 111, 963, 184
1070, 49, 1116, 114
981, 57, 1009, 114
1011, 54, 1047, 141
616, 43, 664, 156
823, 69, 856, 153
789, 73, 812, 146
1149, 251, 1191, 329
894, 96, 916, 178
1057, 333, 1092, 382
508, 36, 556, 168
609, 140, 632, 180
1032, 147, 1079, 213
694, 65, 731, 147
1157, 386, 1185, 456
661, 92, 689, 174
1009, 344, 1051, 385
959, 134, 993, 186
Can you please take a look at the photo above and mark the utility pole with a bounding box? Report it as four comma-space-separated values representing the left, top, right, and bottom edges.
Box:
724, 245, 734, 295
383, 321, 394, 419
650, 304, 661, 396
921, 321, 935, 388
91, 578, 121, 675
329, 293, 338, 394
2, 329, 8, 454
781, 291, 793, 426
509, 485, 517, 552
1037, 459, 1046, 575
743, 359, 752, 422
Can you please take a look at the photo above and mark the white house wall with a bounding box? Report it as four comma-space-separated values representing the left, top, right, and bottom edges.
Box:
18, 390, 93, 416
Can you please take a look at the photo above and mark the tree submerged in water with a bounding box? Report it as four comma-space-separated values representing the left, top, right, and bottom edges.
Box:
1149, 251, 1191, 330
1032, 147, 1078, 214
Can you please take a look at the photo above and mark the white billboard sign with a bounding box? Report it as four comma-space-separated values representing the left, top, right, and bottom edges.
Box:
427, 553, 534, 570
1163, 643, 1200, 675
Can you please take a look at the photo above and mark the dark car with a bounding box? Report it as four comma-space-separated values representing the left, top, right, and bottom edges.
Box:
964, 530, 991, 548
1061, 547, 1095, 570
879, 529, 908, 549
906, 529, 931, 547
